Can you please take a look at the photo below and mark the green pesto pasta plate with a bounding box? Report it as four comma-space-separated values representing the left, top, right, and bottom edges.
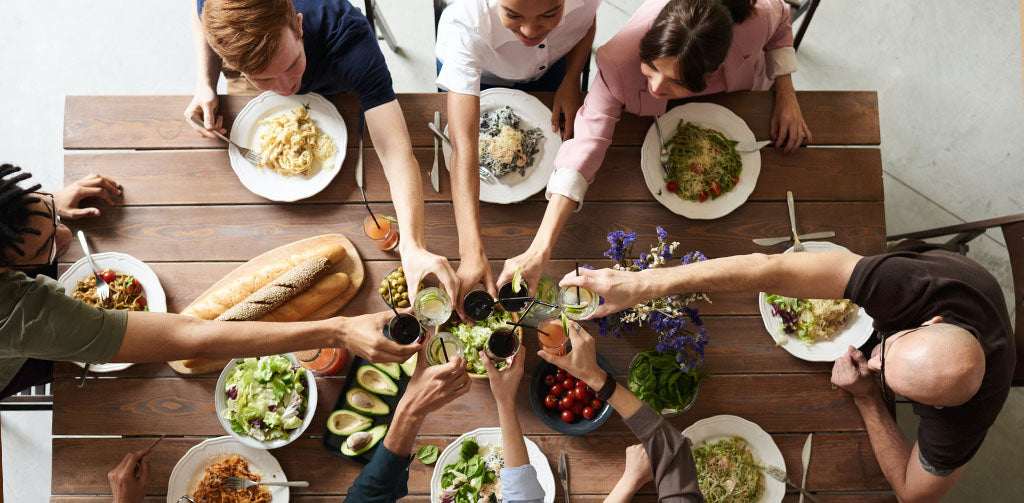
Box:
641, 103, 761, 220
683, 415, 784, 503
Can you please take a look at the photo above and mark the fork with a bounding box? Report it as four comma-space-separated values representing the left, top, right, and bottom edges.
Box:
221, 477, 309, 490
786, 191, 805, 252
426, 121, 498, 185
764, 465, 821, 502
76, 230, 108, 387
652, 116, 671, 176
188, 116, 262, 165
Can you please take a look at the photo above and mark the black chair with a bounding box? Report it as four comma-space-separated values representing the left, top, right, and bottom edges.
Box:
887, 214, 1024, 385
364, 0, 398, 51
785, 0, 821, 51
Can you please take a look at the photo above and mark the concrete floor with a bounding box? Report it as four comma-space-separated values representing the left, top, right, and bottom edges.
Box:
1, 0, 1021, 501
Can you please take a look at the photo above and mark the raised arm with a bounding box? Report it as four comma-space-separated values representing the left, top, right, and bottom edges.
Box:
184, 0, 226, 139
561, 251, 863, 318
551, 18, 596, 139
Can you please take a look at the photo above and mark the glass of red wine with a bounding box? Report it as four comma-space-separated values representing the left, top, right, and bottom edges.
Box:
463, 289, 496, 322
497, 280, 531, 312
383, 313, 424, 345
485, 327, 521, 363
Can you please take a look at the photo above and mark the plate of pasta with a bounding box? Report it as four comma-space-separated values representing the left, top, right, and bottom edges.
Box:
230, 91, 347, 202
57, 252, 166, 373
640, 102, 761, 219
684, 415, 784, 503
167, 436, 288, 503
442, 88, 562, 204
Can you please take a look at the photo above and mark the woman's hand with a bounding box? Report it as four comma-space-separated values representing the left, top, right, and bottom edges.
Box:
456, 245, 496, 322
771, 75, 812, 153
481, 347, 525, 407
552, 79, 581, 140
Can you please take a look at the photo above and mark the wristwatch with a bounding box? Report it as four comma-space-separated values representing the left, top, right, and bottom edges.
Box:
595, 371, 617, 401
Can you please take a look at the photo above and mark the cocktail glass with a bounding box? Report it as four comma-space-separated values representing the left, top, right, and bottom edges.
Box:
413, 287, 453, 327
425, 332, 465, 365
362, 214, 399, 251
536, 317, 570, 356
382, 313, 423, 345
558, 285, 598, 320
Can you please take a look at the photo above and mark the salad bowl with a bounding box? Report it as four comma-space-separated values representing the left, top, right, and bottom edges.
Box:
215, 353, 318, 450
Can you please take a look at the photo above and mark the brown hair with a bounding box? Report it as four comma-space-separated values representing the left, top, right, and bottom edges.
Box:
638, 0, 756, 92
201, 0, 302, 75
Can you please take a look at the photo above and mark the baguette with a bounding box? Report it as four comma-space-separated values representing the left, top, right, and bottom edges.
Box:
183, 242, 346, 320
216, 258, 332, 321
259, 272, 350, 322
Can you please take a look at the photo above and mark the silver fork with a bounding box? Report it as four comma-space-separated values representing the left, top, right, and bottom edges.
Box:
764, 465, 821, 502
786, 191, 805, 252
76, 230, 108, 387
221, 477, 309, 490
426, 122, 498, 185
188, 116, 262, 165
653, 116, 671, 176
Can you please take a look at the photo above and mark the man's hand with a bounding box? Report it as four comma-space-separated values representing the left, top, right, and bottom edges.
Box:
54, 173, 121, 219
622, 444, 654, 489
831, 346, 878, 399
558, 268, 648, 318
497, 247, 548, 298
456, 246, 496, 320
481, 347, 525, 407
184, 85, 226, 139
337, 311, 423, 363
770, 78, 812, 154
536, 321, 605, 387
551, 79, 581, 140
108, 449, 150, 503
400, 350, 472, 419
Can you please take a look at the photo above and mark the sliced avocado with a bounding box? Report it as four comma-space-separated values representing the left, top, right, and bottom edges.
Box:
327, 409, 373, 436
400, 354, 417, 377
372, 362, 402, 380
356, 365, 399, 396
340, 423, 388, 456
346, 388, 389, 416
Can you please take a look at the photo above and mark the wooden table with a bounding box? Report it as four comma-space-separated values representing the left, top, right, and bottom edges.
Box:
53, 92, 892, 502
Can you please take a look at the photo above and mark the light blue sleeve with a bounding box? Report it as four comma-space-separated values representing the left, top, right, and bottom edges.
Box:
499, 464, 546, 503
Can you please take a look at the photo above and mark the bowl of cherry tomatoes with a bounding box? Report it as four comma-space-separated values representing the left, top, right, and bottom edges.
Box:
528, 354, 615, 435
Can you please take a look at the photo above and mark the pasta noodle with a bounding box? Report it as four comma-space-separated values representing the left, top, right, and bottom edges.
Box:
73, 270, 148, 311
190, 456, 271, 503
257, 105, 336, 177
663, 121, 742, 202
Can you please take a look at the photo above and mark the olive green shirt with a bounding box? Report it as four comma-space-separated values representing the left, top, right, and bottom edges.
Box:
0, 270, 128, 390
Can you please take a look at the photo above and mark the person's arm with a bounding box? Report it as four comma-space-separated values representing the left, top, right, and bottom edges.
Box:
184, 0, 226, 139
363, 100, 461, 307
763, 0, 807, 153
496, 194, 575, 296
560, 250, 863, 318
551, 19, 596, 139
111, 310, 420, 364
832, 347, 965, 502
482, 350, 545, 503
603, 444, 653, 503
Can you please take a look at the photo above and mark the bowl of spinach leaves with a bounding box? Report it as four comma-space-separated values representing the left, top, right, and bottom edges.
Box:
628, 348, 706, 417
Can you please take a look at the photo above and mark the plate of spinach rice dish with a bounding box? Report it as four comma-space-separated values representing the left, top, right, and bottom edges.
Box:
443, 88, 561, 204
683, 415, 785, 503
640, 102, 761, 219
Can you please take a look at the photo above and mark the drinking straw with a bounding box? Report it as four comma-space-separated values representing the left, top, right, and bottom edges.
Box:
575, 262, 581, 300
439, 334, 450, 363
386, 283, 400, 317
359, 185, 381, 230
502, 296, 557, 308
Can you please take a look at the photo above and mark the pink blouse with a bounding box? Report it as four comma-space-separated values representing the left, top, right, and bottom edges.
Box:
547, 0, 796, 206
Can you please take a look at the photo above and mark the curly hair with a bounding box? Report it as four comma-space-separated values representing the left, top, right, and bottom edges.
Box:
0, 164, 46, 266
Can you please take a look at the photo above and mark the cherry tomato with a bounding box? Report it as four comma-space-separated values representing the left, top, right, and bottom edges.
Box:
698, 190, 708, 202
710, 180, 721, 196
666, 181, 678, 193
544, 374, 557, 386
550, 384, 563, 397
573, 388, 589, 402
559, 396, 574, 411
566, 373, 576, 380
582, 406, 596, 420
591, 398, 603, 410
136, 296, 148, 309
544, 394, 559, 409
126, 278, 141, 295
561, 410, 575, 423
562, 378, 575, 390
100, 269, 116, 283
733, 176, 740, 185
689, 164, 703, 174
572, 402, 584, 416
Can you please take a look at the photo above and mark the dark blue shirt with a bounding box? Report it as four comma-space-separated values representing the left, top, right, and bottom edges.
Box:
343, 445, 412, 502
198, 0, 396, 111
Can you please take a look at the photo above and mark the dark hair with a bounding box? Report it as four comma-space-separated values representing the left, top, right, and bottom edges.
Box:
0, 164, 45, 266
639, 0, 756, 92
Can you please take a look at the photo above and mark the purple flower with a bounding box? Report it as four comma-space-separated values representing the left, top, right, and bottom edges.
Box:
656, 226, 668, 240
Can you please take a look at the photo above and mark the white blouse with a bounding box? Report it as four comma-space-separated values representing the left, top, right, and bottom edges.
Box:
436, 0, 601, 95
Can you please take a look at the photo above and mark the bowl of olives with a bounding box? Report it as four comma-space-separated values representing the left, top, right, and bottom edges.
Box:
379, 267, 423, 309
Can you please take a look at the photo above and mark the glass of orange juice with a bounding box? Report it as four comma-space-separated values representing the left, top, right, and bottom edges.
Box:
536, 317, 569, 356
363, 214, 399, 250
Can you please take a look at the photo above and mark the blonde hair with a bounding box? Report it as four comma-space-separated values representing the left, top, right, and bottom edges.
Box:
201, 0, 302, 75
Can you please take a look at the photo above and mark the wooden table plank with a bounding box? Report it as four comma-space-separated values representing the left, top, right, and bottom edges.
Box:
63, 92, 879, 150
63, 146, 883, 205
56, 201, 885, 263
52, 497, 898, 503
51, 433, 888, 495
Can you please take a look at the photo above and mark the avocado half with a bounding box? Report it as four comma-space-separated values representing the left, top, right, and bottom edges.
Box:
356, 365, 399, 396
400, 354, 417, 377
346, 388, 390, 416
372, 362, 402, 380
340, 423, 388, 456
327, 409, 372, 436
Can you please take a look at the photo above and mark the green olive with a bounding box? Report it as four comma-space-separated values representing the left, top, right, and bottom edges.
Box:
396, 284, 406, 293
397, 267, 404, 273
378, 287, 386, 295
401, 292, 408, 299
398, 300, 410, 308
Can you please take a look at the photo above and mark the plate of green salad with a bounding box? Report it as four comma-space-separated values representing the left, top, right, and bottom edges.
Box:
430, 427, 555, 503
442, 310, 521, 378
215, 353, 317, 450
683, 415, 784, 503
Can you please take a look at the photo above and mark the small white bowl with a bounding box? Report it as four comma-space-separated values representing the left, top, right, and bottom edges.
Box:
214, 353, 318, 450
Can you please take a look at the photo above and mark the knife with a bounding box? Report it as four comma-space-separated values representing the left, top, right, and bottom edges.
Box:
558, 451, 570, 503
752, 231, 836, 247
799, 433, 813, 503
355, 112, 365, 190
735, 140, 772, 152
431, 111, 441, 193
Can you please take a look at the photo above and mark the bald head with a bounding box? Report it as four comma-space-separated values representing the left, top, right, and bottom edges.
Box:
881, 323, 985, 407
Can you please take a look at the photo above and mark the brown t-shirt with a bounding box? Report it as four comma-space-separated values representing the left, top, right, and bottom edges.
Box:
843, 243, 1015, 472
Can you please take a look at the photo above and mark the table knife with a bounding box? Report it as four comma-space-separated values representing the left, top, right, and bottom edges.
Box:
752, 231, 836, 247
735, 140, 772, 152
431, 111, 441, 193
558, 451, 570, 503
799, 433, 813, 503
355, 112, 365, 190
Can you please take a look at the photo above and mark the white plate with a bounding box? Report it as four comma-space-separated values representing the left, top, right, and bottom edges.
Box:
57, 252, 167, 373
683, 415, 784, 503
443, 88, 562, 204
758, 241, 874, 361
214, 353, 318, 450
166, 436, 289, 503
230, 91, 348, 202
640, 102, 761, 219
430, 427, 555, 503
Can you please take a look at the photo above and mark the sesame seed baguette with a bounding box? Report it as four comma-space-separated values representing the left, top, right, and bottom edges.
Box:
215, 257, 332, 321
